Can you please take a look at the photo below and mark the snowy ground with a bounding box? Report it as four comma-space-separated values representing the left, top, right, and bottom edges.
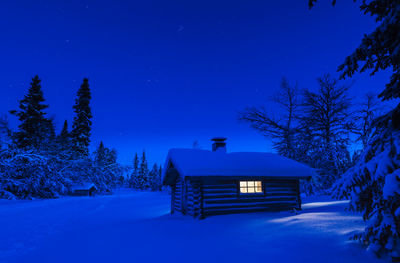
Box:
0, 189, 384, 263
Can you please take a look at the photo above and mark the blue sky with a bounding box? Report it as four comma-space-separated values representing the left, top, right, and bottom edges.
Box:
0, 0, 391, 165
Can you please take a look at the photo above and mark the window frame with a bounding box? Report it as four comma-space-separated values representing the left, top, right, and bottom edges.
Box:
238, 180, 264, 195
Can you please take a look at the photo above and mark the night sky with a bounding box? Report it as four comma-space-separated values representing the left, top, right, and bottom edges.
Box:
0, 0, 391, 165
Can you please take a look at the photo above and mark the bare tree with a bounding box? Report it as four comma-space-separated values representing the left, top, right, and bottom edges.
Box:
239, 77, 300, 158
302, 74, 354, 146
301, 74, 354, 187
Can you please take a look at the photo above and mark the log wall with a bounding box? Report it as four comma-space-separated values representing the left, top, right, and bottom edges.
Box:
171, 177, 301, 218
201, 178, 300, 217
171, 177, 183, 214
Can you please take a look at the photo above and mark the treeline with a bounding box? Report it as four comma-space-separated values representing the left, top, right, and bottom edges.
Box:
127, 151, 162, 191
240, 74, 383, 193
0, 76, 162, 200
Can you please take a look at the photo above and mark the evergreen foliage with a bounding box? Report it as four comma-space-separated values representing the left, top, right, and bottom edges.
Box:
139, 151, 150, 189
0, 77, 125, 200
60, 120, 69, 141
0, 116, 12, 150
94, 141, 117, 167
71, 78, 92, 157
149, 163, 162, 191
129, 151, 162, 191
10, 76, 53, 151
57, 120, 71, 154
333, 126, 400, 258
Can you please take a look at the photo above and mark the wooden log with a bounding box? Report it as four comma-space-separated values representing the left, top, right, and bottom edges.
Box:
204, 196, 297, 205
204, 204, 296, 216
204, 199, 297, 209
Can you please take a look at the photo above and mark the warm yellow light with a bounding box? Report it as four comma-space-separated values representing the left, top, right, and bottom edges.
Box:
239, 181, 262, 194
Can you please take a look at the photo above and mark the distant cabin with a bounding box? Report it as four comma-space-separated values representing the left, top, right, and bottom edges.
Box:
70, 183, 97, 197
162, 138, 312, 218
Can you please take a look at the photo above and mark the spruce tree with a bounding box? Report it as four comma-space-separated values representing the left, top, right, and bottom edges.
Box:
10, 75, 51, 150
149, 163, 162, 191
94, 141, 106, 166
130, 153, 139, 188
71, 78, 92, 157
148, 164, 156, 191
0, 115, 12, 150
159, 165, 163, 190
60, 120, 69, 140
94, 141, 117, 167
56, 120, 70, 155
106, 148, 117, 166
43, 117, 57, 152
139, 151, 149, 189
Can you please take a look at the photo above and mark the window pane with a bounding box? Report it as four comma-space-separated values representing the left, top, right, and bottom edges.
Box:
240, 181, 263, 194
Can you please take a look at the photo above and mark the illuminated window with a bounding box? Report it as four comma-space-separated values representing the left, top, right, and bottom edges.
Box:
240, 181, 262, 194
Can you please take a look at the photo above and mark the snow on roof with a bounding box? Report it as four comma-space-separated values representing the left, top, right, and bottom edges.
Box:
163, 148, 313, 183
71, 183, 97, 191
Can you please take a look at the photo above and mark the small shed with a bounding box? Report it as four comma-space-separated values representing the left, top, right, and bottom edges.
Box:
70, 183, 97, 196
163, 138, 313, 218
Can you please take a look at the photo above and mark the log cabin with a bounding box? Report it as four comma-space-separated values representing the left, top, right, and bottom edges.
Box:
70, 183, 97, 196
162, 138, 313, 218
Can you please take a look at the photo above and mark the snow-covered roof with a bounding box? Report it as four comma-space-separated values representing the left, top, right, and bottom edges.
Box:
71, 183, 97, 191
163, 148, 313, 183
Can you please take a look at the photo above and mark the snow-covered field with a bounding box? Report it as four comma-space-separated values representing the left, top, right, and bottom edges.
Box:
0, 190, 384, 263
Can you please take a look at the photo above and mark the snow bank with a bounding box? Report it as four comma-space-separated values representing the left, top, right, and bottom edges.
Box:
0, 190, 381, 263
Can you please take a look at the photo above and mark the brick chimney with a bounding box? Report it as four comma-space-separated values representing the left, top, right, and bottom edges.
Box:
211, 137, 227, 152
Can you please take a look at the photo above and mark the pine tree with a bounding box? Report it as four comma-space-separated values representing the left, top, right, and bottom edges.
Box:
139, 151, 149, 189
333, 127, 400, 258
43, 117, 57, 153
60, 120, 69, 140
106, 148, 117, 166
71, 78, 92, 157
159, 165, 163, 191
94, 141, 117, 167
94, 141, 106, 166
54, 120, 72, 157
10, 75, 52, 150
130, 153, 139, 188
149, 163, 160, 191
0, 115, 12, 150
